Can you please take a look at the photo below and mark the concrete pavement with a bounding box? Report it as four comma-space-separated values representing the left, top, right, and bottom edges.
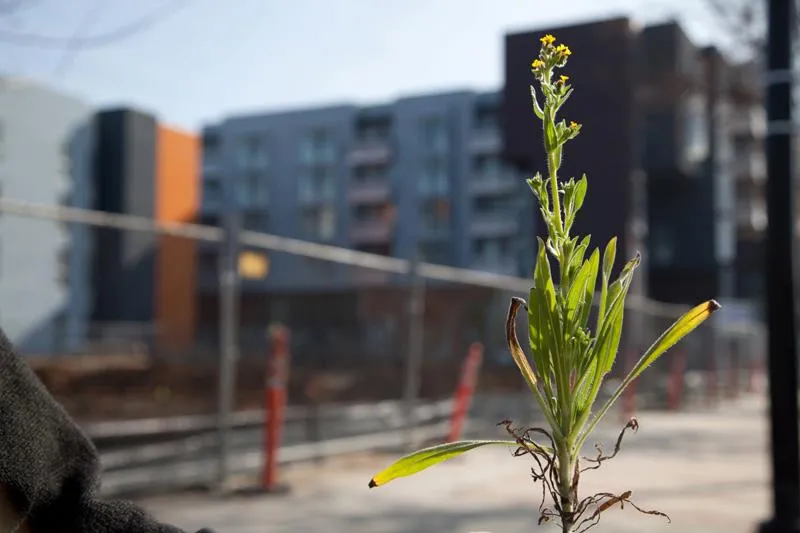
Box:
141, 394, 771, 533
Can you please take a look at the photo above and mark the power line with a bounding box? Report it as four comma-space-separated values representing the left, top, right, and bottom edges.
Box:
0, 0, 189, 49
52, 0, 104, 79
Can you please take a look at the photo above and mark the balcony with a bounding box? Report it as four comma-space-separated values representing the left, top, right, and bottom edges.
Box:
469, 213, 519, 239
348, 180, 391, 203
469, 128, 502, 154
350, 219, 394, 245
470, 256, 519, 277
469, 173, 519, 196
734, 149, 767, 185
347, 139, 392, 166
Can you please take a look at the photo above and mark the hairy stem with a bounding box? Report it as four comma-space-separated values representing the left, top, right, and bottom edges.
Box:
557, 443, 576, 532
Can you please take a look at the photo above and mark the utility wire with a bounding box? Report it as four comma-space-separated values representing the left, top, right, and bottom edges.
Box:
52, 0, 105, 79
0, 0, 189, 49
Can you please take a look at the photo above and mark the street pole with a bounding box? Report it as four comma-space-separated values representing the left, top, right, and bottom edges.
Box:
216, 207, 241, 494
760, 1, 799, 532
403, 255, 425, 451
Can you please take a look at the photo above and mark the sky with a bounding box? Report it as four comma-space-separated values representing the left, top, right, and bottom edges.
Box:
0, 0, 740, 132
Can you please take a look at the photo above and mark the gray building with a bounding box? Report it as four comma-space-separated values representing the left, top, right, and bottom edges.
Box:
0, 78, 95, 353
198, 90, 535, 293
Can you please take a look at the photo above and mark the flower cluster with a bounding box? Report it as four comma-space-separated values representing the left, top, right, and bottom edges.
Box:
531, 33, 573, 79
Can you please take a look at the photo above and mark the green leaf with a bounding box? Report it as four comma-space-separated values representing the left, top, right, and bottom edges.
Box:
573, 175, 588, 213
578, 249, 600, 328
566, 249, 599, 325
578, 299, 721, 450
368, 440, 523, 488
596, 237, 618, 334
624, 299, 721, 385
530, 86, 545, 119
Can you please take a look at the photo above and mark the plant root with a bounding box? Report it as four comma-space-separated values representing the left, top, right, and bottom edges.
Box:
498, 417, 668, 532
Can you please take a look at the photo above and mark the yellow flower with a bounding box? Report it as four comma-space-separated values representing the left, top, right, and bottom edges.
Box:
532, 59, 545, 70
570, 121, 580, 130
540, 34, 556, 46
559, 75, 569, 84
556, 44, 572, 57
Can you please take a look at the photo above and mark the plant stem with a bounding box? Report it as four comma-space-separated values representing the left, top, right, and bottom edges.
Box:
557, 443, 576, 533
548, 152, 562, 235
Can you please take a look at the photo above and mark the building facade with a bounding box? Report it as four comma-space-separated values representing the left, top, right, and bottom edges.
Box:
0, 78, 94, 353
197, 90, 535, 294
90, 108, 200, 352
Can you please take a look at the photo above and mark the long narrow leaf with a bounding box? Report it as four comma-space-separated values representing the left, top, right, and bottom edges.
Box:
578, 249, 600, 328
596, 237, 617, 334
508, 297, 561, 435
577, 299, 721, 450
368, 440, 526, 487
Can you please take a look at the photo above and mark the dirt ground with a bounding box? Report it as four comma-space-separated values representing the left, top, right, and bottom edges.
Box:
28, 353, 527, 423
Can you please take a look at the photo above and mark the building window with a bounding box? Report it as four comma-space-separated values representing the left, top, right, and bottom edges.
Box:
56, 246, 69, 286
419, 158, 449, 195
236, 135, 269, 170
650, 226, 676, 266
419, 242, 450, 265
203, 180, 223, 205
473, 237, 512, 262
199, 213, 221, 227
474, 107, 498, 132
473, 154, 503, 179
683, 93, 709, 167
420, 116, 448, 152
237, 172, 269, 206
353, 164, 388, 185
473, 196, 515, 217
420, 199, 450, 233
301, 206, 336, 241
299, 129, 336, 165
352, 203, 393, 225
242, 210, 269, 231
298, 166, 336, 202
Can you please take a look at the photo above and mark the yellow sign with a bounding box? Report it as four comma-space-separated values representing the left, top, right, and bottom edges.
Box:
238, 251, 269, 279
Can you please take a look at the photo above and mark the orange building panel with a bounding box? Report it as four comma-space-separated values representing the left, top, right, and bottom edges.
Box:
155, 125, 200, 351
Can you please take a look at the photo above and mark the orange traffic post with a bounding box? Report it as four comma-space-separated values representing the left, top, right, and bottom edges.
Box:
667, 349, 687, 411
261, 324, 291, 494
446, 342, 484, 443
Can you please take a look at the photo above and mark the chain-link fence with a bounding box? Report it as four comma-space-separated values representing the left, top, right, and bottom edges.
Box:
0, 198, 766, 495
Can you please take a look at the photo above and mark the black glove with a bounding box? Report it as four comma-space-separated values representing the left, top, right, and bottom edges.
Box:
0, 326, 215, 533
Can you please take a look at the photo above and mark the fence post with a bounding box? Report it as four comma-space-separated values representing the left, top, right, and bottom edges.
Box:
261, 324, 291, 494
622, 347, 637, 421
215, 210, 240, 494
727, 337, 740, 399
667, 348, 686, 411
447, 342, 484, 443
403, 256, 425, 451
707, 344, 719, 407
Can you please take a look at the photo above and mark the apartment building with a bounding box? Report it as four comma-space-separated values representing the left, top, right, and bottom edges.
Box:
197, 90, 534, 295
724, 60, 766, 304
0, 78, 94, 353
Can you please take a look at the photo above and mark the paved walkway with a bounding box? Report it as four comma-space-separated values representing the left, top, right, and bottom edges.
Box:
141, 394, 771, 533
